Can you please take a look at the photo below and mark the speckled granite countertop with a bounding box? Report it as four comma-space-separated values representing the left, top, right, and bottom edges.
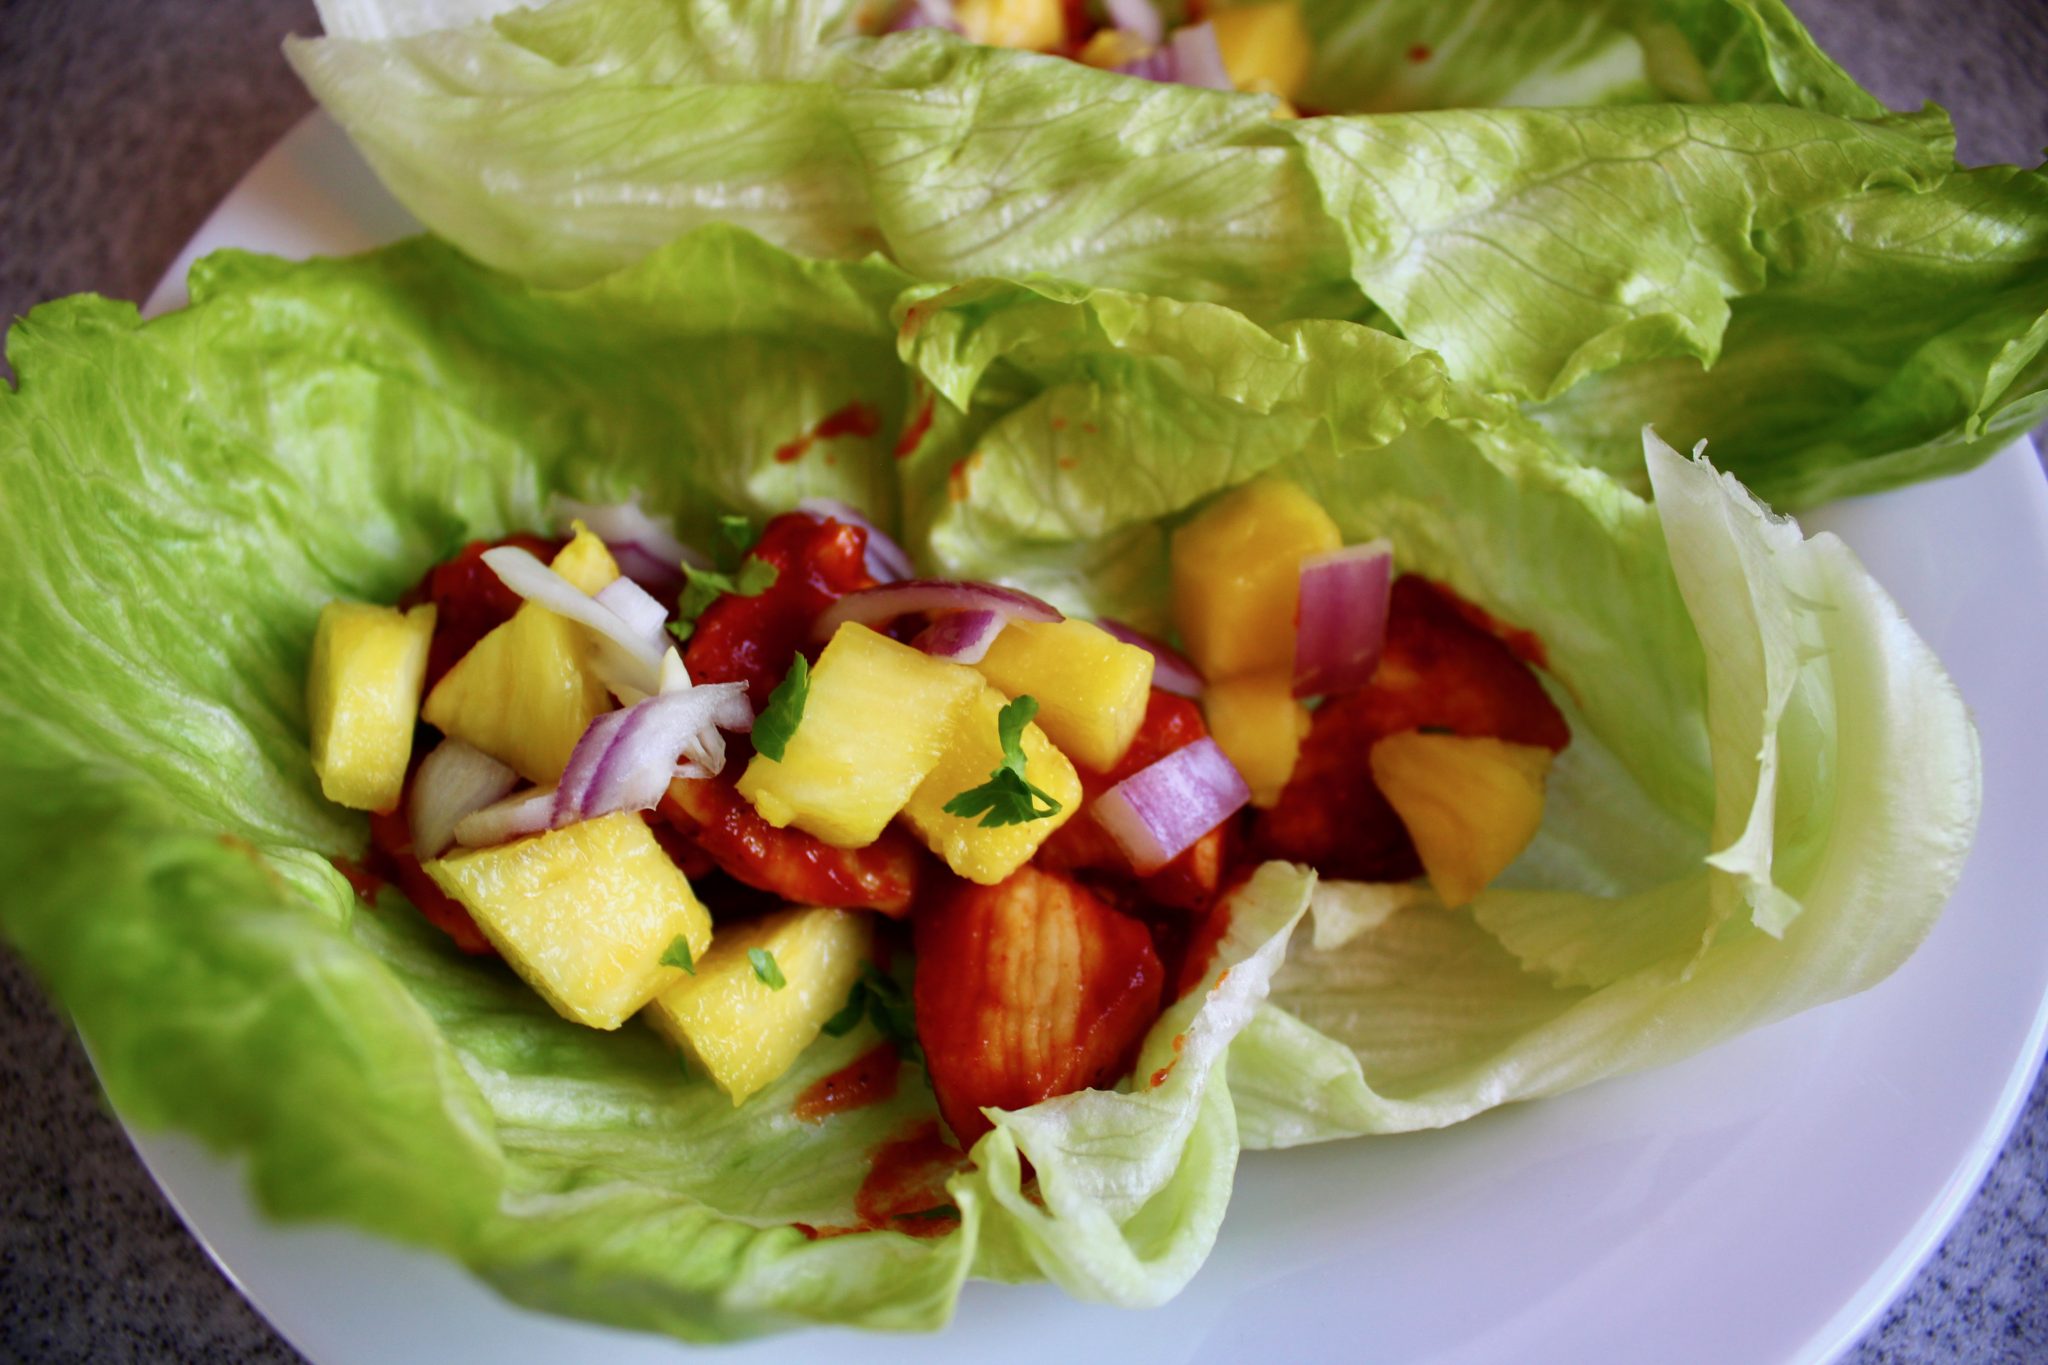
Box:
1, 2, 2044, 1361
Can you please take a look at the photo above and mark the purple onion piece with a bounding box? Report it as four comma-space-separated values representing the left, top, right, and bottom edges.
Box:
914, 609, 1007, 664
1104, 0, 1163, 44
1091, 738, 1251, 874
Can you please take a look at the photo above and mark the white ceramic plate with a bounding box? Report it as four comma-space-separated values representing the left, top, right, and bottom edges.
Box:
129, 113, 2048, 1365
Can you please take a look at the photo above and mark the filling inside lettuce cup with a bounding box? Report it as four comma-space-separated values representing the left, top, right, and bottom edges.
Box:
0, 226, 1979, 1340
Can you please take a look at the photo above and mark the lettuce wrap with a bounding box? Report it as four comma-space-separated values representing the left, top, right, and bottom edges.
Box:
0, 227, 1978, 1339
286, 0, 2048, 507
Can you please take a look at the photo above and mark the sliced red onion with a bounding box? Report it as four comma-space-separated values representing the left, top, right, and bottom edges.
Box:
551, 683, 755, 828
1091, 738, 1251, 875
1097, 618, 1205, 698
1121, 22, 1234, 89
408, 738, 520, 859
483, 546, 665, 697
797, 497, 916, 583
1170, 23, 1235, 90
886, 0, 959, 31
594, 577, 670, 654
810, 578, 1062, 644
1104, 0, 1162, 45
452, 785, 558, 848
913, 609, 1005, 664
1293, 540, 1393, 699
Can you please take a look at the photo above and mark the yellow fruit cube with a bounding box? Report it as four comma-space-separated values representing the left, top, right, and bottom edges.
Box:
421, 533, 620, 784
1210, 2, 1313, 101
1203, 673, 1310, 808
645, 906, 873, 1105
903, 683, 1083, 884
1171, 477, 1341, 684
424, 811, 711, 1029
1369, 732, 1553, 909
954, 0, 1065, 51
306, 600, 436, 813
974, 618, 1154, 771
737, 624, 983, 848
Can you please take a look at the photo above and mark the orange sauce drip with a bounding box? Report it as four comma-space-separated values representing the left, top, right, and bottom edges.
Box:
774, 400, 883, 464
329, 856, 383, 903
794, 1044, 901, 1124
854, 1120, 967, 1238
895, 393, 937, 458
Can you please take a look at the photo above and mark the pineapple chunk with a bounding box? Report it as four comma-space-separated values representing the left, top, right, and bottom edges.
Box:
954, 0, 1065, 51
737, 624, 983, 848
1210, 2, 1313, 101
1171, 478, 1340, 685
645, 907, 872, 1105
421, 532, 620, 784
306, 601, 436, 813
1203, 673, 1310, 808
424, 811, 711, 1029
903, 683, 1083, 884
1369, 732, 1553, 909
974, 618, 1154, 771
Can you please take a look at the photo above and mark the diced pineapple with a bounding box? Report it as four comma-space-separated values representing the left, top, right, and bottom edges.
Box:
549, 525, 621, 594
903, 683, 1083, 884
644, 907, 872, 1105
737, 624, 983, 848
424, 811, 712, 1029
306, 600, 436, 813
421, 533, 620, 784
1368, 732, 1553, 909
1210, 1, 1313, 101
1171, 477, 1341, 683
974, 618, 1154, 771
1078, 28, 1151, 69
954, 0, 1065, 51
1203, 673, 1310, 808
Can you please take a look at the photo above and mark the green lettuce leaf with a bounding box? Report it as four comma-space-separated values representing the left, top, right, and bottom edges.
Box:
0, 231, 1978, 1338
285, 0, 2045, 503
906, 278, 1977, 1146
0, 230, 1317, 1339
1532, 163, 2048, 507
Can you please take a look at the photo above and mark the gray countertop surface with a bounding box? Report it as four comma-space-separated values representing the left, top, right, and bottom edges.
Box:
1, 2, 2044, 1361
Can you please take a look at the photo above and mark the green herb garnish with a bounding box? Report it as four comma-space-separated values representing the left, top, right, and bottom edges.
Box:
748, 947, 787, 990
941, 695, 1063, 827
751, 654, 809, 762
660, 935, 697, 974
716, 513, 756, 558
821, 962, 923, 1063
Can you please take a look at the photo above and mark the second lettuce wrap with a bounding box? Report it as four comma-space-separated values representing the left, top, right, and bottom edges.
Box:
0, 227, 1978, 1339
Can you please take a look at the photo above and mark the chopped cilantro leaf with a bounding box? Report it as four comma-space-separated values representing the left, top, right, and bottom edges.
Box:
942, 695, 1063, 827
666, 618, 696, 646
752, 654, 809, 762
1417, 724, 1456, 736
675, 557, 779, 630
748, 947, 787, 990
660, 935, 697, 974
716, 513, 756, 557
821, 981, 869, 1037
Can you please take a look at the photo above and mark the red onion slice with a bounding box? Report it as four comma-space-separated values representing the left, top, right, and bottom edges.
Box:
1091, 738, 1251, 875
1097, 618, 1205, 698
1293, 540, 1393, 699
551, 682, 755, 828
810, 578, 1062, 644
453, 785, 558, 848
797, 497, 916, 583
913, 609, 1005, 664
1166, 22, 1233, 89
885, 0, 960, 32
408, 739, 519, 859
1104, 0, 1162, 44
483, 546, 665, 697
